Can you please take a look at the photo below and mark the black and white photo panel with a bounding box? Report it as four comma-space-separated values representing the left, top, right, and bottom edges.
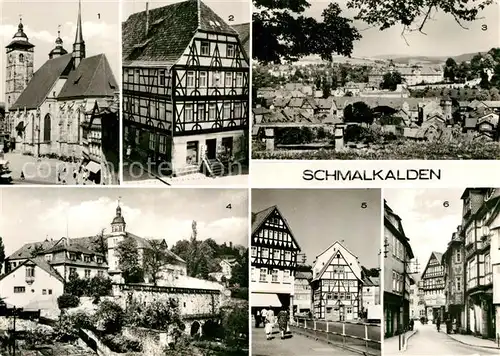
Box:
383, 188, 499, 355
121, 0, 250, 186
0, 187, 249, 355
2, 0, 120, 185
251, 188, 382, 355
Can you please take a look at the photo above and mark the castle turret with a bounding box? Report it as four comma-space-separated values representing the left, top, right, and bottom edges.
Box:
72, 0, 86, 68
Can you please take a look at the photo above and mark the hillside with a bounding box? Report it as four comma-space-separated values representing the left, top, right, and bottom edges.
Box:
374, 51, 489, 65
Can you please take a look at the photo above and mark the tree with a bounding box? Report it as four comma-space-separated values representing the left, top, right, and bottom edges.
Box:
0, 237, 4, 275
230, 250, 249, 288
88, 275, 113, 303
143, 240, 176, 285
65, 273, 88, 297
381, 72, 402, 91
444, 58, 458, 82
253, 1, 361, 63
95, 300, 125, 334
321, 78, 332, 98
171, 221, 216, 278
480, 71, 491, 90
116, 236, 144, 283
346, 0, 494, 34
57, 294, 80, 310
314, 76, 322, 89
344, 102, 373, 125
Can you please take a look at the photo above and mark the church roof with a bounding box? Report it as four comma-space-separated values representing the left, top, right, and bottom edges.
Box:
122, 0, 237, 65
10, 53, 73, 111
58, 54, 118, 99
232, 22, 250, 58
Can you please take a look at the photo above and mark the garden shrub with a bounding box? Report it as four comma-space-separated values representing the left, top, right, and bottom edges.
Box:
57, 293, 80, 310
94, 300, 125, 334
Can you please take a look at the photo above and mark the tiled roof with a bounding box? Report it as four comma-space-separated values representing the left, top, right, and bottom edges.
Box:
232, 23, 250, 58
251, 205, 276, 234
58, 54, 118, 99
10, 53, 73, 110
0, 257, 64, 283
7, 239, 61, 260
123, 0, 236, 65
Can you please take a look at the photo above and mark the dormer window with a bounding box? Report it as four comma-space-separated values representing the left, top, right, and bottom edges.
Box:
84, 255, 91, 263
97, 257, 103, 264
19, 54, 24, 63
45, 254, 52, 262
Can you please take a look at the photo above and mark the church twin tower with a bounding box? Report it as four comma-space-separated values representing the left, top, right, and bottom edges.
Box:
4, 0, 86, 111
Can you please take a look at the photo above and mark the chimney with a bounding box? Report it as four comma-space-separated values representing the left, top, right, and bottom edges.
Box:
145, 2, 149, 36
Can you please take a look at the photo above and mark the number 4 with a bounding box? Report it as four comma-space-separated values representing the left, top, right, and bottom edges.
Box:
226, 204, 232, 209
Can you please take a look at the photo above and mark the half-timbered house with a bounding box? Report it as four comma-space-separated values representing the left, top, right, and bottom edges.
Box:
311, 241, 363, 321
250, 205, 301, 317
421, 251, 446, 322
122, 0, 249, 177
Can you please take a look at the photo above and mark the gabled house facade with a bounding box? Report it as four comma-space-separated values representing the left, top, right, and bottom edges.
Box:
122, 0, 249, 177
0, 257, 65, 310
461, 188, 497, 338
311, 241, 363, 321
442, 225, 466, 331
421, 252, 446, 322
250, 205, 301, 316
384, 201, 415, 337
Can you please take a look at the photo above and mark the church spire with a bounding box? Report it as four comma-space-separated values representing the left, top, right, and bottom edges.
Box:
72, 0, 86, 67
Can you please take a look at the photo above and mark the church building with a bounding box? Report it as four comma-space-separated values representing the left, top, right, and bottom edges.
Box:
4, 0, 118, 170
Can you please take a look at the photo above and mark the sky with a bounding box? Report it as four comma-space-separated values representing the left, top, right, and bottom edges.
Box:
1, 0, 121, 100
304, 0, 499, 58
123, 0, 250, 25
0, 188, 248, 256
252, 189, 381, 268
384, 188, 465, 277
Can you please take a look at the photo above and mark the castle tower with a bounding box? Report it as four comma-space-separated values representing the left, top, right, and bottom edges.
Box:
72, 0, 86, 68
49, 28, 68, 59
108, 200, 126, 280
5, 18, 35, 111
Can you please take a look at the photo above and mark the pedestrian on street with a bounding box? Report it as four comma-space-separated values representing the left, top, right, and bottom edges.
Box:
436, 316, 441, 332
409, 318, 414, 331
265, 306, 275, 340
255, 309, 261, 328
277, 308, 288, 339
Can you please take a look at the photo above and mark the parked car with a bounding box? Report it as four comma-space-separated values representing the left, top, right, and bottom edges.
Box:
0, 160, 13, 184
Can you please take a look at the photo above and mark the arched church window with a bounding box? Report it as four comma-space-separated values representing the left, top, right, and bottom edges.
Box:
19, 54, 24, 63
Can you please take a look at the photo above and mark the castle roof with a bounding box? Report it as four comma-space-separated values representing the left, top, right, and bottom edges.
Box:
122, 0, 237, 66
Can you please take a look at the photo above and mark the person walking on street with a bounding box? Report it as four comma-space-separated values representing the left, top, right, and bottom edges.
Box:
265, 307, 275, 340
277, 308, 288, 339
436, 316, 441, 332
